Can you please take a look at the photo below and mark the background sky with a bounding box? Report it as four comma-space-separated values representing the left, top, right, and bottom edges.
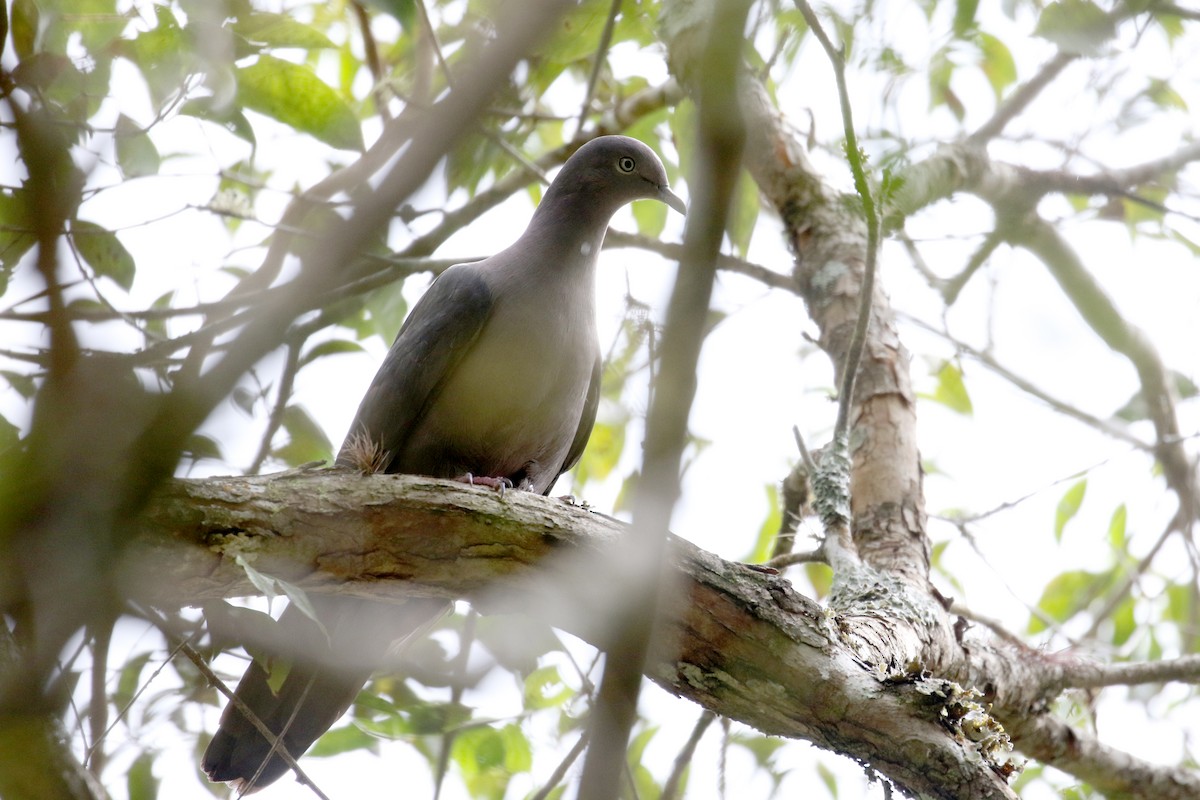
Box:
3, 0, 1198, 797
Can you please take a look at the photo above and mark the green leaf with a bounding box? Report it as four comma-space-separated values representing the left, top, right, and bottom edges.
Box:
307, 724, 378, 758
179, 97, 258, 148
234, 555, 281, 600
115, 114, 160, 178
727, 169, 759, 259
1028, 569, 1102, 632
805, 562, 832, 598
182, 433, 222, 462
363, 0, 416, 29
273, 404, 333, 466
1107, 503, 1127, 551
10, 0, 36, 60
745, 483, 781, 564
275, 578, 329, 640
928, 47, 964, 120
127, 752, 158, 800
363, 284, 409, 342
632, 195, 668, 238
817, 759, 839, 798
114, 651, 154, 711
1054, 479, 1087, 541
499, 724, 532, 773
538, 0, 617, 64
571, 419, 625, 487
300, 338, 365, 367
116, 5, 193, 107
232, 11, 336, 50
1110, 596, 1135, 646
953, 0, 979, 37
977, 33, 1016, 99
927, 360, 973, 415
72, 219, 135, 290
0, 187, 35, 277
627, 725, 658, 767
0, 371, 35, 399
1034, 0, 1116, 57
235, 55, 364, 151
523, 665, 574, 710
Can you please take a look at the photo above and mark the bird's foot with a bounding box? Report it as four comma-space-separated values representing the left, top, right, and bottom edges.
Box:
456, 474, 514, 495
556, 494, 592, 510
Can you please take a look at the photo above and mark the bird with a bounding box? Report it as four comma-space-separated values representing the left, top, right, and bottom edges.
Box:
202, 135, 686, 792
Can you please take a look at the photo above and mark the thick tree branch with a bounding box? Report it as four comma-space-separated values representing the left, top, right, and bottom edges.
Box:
131, 471, 1200, 798
131, 471, 1022, 800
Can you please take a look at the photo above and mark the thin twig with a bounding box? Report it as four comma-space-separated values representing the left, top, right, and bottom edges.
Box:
134, 605, 332, 800
661, 711, 716, 800
792, 0, 878, 444
530, 729, 591, 800
575, 0, 623, 134
351, 1, 392, 121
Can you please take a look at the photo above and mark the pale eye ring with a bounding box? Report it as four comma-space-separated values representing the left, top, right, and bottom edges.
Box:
617, 156, 636, 173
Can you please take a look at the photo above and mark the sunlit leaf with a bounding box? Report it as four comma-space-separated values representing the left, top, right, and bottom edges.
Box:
300, 339, 365, 367
746, 483, 781, 564
1034, 0, 1116, 57
929, 47, 964, 120
235, 55, 364, 151
954, 0, 979, 37
1107, 503, 1127, 551
925, 361, 973, 415
573, 419, 625, 487
1111, 596, 1135, 646
817, 759, 839, 797
977, 33, 1016, 99
632, 195, 668, 238
232, 11, 336, 50
117, 5, 194, 107
523, 665, 574, 710
1028, 569, 1106, 632
1054, 479, 1087, 541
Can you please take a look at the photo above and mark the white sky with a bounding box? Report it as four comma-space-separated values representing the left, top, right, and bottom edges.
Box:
2, 0, 1198, 798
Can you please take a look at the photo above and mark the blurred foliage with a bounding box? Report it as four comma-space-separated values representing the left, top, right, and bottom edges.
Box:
0, 0, 1197, 798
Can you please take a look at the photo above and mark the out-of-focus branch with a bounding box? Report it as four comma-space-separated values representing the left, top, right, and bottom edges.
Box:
1017, 216, 1196, 523
968, 52, 1075, 145
900, 313, 1153, 451
577, 1, 750, 796
1014, 712, 1200, 800
1051, 653, 1200, 690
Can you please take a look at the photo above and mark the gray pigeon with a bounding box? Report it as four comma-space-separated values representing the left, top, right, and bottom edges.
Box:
202, 135, 685, 792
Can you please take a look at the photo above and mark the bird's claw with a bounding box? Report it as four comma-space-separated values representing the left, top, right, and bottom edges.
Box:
556, 494, 592, 510
457, 473, 514, 495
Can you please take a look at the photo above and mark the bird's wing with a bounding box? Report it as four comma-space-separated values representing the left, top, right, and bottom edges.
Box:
337, 264, 493, 471
548, 354, 602, 493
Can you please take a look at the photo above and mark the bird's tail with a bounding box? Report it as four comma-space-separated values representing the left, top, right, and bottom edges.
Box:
202, 594, 449, 792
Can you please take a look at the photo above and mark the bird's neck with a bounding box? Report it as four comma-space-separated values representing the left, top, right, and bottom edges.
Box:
521, 184, 615, 264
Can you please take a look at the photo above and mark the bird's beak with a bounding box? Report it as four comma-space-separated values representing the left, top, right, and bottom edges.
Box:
661, 186, 687, 215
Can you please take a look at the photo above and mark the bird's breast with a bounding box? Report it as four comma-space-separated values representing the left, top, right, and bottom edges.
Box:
400, 280, 598, 490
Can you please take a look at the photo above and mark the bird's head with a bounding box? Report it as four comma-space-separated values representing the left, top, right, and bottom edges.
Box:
552, 135, 687, 217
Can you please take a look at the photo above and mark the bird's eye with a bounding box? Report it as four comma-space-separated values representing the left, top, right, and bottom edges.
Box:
617, 156, 636, 174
